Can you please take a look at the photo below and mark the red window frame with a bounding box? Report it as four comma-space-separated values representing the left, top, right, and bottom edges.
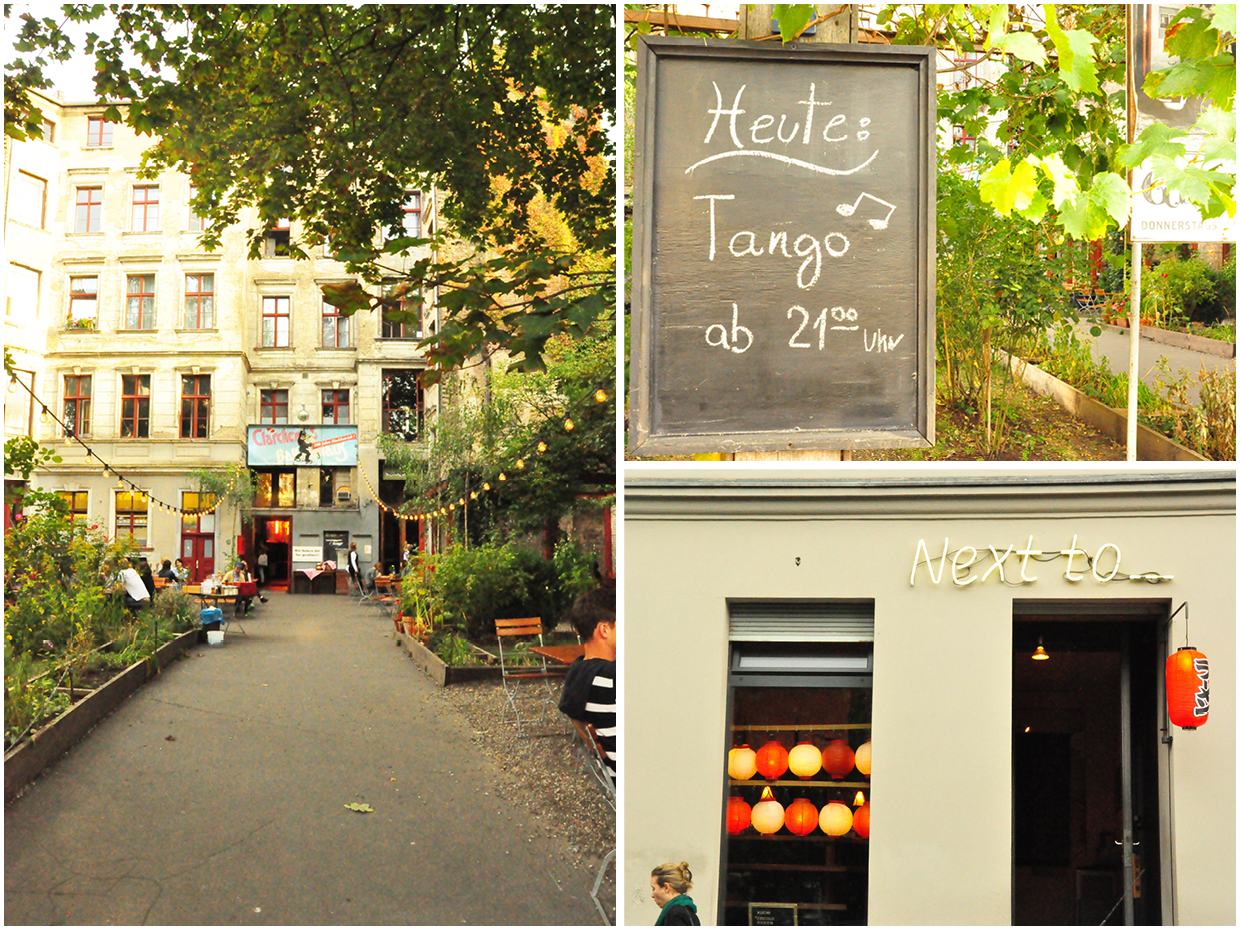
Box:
321, 301, 351, 347
120, 374, 151, 438
187, 184, 209, 232
63, 374, 92, 438
86, 117, 113, 147
57, 490, 88, 521
260, 389, 288, 425
322, 389, 350, 424
180, 374, 211, 439
115, 490, 148, 548
75, 186, 103, 233
184, 273, 214, 329
131, 185, 160, 232
125, 274, 156, 330
381, 291, 422, 340
68, 275, 98, 325
402, 190, 422, 237
262, 296, 291, 347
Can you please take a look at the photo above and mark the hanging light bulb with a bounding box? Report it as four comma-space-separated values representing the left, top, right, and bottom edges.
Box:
516, 458, 525, 469
39, 405, 49, 423
1032, 636, 1050, 661
564, 418, 574, 431
536, 441, 547, 454
595, 389, 606, 403
470, 491, 477, 500
498, 472, 507, 482
458, 497, 465, 506
482, 482, 491, 491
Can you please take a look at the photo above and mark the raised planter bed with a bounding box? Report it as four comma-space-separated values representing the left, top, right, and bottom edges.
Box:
5, 628, 201, 804
396, 632, 506, 686
1095, 321, 1236, 358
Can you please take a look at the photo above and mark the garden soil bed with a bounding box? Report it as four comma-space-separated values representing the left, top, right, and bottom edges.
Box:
5, 628, 201, 804
396, 631, 506, 686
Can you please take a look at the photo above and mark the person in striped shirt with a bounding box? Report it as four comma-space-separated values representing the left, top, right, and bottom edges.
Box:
558, 586, 617, 778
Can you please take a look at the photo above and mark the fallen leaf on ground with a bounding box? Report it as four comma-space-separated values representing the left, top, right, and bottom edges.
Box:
344, 802, 375, 813
165, 735, 176, 741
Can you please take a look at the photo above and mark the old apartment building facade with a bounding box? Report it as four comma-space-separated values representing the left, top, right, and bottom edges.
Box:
5, 91, 438, 583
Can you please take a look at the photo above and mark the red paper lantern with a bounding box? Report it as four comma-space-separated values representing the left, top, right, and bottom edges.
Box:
1167, 647, 1210, 729
785, 797, 819, 836
852, 801, 871, 838
821, 739, 855, 779
726, 795, 752, 834
755, 740, 789, 779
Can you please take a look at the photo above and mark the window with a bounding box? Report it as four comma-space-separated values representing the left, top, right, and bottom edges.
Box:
125, 274, 156, 330
187, 184, 210, 232
131, 185, 160, 232
7, 265, 40, 319
180, 374, 211, 438
63, 374, 92, 438
68, 275, 98, 326
263, 218, 291, 258
120, 374, 151, 438
321, 301, 351, 347
255, 471, 296, 508
12, 172, 46, 227
86, 116, 113, 147
260, 389, 288, 425
261, 296, 291, 347
180, 491, 216, 535
75, 186, 103, 233
401, 190, 422, 238
39, 119, 55, 143
381, 286, 423, 339
320, 467, 353, 507
115, 490, 148, 547
184, 273, 214, 328
57, 491, 88, 521
382, 369, 423, 441
322, 389, 350, 424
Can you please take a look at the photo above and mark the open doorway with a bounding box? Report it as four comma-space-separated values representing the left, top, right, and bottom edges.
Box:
1012, 602, 1166, 926
254, 516, 291, 592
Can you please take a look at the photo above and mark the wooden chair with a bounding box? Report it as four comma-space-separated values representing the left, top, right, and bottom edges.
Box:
373, 575, 399, 619
495, 617, 562, 735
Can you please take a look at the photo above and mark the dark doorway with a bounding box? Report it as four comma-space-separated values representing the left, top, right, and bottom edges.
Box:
255, 516, 291, 591
1013, 605, 1165, 926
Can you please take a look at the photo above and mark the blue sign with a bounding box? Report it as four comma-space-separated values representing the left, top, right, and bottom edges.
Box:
247, 425, 358, 467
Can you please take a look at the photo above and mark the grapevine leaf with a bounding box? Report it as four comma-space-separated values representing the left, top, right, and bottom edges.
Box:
1088, 172, 1131, 227
772, 4, 816, 43
1044, 8, 1100, 94
994, 31, 1047, 67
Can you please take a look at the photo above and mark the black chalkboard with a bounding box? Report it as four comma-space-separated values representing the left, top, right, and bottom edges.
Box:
629, 37, 936, 455
323, 530, 349, 564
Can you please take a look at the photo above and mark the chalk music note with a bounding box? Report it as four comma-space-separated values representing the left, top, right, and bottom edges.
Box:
836, 192, 897, 230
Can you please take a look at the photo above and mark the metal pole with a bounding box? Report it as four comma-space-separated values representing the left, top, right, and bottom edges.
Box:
1127, 243, 1142, 461
1120, 625, 1135, 925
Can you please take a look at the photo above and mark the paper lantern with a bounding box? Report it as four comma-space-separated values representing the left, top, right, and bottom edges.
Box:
821, 739, 855, 779
755, 740, 789, 780
852, 801, 871, 838
785, 797, 819, 836
819, 800, 853, 837
1167, 647, 1210, 729
787, 741, 822, 779
855, 740, 871, 777
728, 744, 758, 781
751, 786, 785, 834
726, 795, 752, 835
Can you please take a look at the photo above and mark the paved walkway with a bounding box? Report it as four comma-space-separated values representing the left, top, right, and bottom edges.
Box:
1074, 321, 1235, 405
4, 593, 601, 925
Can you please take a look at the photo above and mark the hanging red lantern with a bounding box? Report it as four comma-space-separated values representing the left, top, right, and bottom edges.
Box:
852, 801, 871, 839
821, 739, 855, 779
726, 795, 752, 835
785, 797, 819, 836
755, 740, 789, 780
1167, 647, 1210, 729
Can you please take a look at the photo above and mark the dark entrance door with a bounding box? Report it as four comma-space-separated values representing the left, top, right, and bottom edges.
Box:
255, 516, 291, 590
1012, 603, 1165, 926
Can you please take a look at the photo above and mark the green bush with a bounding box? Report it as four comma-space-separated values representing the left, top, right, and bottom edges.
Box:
428, 544, 530, 642
1147, 257, 1219, 324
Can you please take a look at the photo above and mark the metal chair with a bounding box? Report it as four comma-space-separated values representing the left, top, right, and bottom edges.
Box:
495, 617, 561, 735
567, 718, 616, 925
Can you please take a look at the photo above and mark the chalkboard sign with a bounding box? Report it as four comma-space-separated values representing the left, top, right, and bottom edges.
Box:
323, 531, 349, 563
629, 37, 936, 455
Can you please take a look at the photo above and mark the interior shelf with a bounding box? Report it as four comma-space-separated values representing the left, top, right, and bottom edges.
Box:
732, 723, 872, 731
730, 778, 869, 788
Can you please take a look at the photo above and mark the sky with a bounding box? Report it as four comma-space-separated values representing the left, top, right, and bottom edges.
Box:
4, 4, 117, 102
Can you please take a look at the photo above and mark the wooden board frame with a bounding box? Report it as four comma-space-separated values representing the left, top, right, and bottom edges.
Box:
628, 37, 936, 455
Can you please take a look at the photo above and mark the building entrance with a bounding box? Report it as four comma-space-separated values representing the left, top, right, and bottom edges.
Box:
1012, 601, 1167, 926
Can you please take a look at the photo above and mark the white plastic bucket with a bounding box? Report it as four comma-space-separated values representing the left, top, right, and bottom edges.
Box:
206, 630, 225, 646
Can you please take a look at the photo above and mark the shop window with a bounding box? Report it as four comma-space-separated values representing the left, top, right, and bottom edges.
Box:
57, 490, 88, 521
63, 374, 91, 438
180, 373, 211, 438
381, 369, 423, 441
321, 300, 351, 347
260, 389, 288, 425
115, 489, 148, 547
131, 185, 160, 232
262, 296, 291, 347
722, 603, 874, 927
86, 116, 113, 147
125, 274, 156, 330
75, 186, 103, 233
13, 172, 46, 227
184, 273, 214, 328
322, 388, 349, 424
255, 470, 296, 508
120, 374, 150, 438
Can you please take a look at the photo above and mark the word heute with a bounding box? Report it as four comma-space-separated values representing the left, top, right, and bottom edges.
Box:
910, 536, 1175, 587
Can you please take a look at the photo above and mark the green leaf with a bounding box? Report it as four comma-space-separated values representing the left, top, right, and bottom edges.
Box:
1058, 192, 1107, 241
994, 31, 1047, 67
1116, 122, 1188, 169
344, 802, 375, 813
978, 158, 1013, 213
1211, 5, 1235, 37
1087, 172, 1131, 227
1036, 154, 1079, 209
1043, 7, 1100, 94
1014, 189, 1048, 221
772, 4, 816, 43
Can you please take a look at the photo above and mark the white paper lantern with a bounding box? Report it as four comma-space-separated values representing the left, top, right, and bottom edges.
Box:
728, 744, 758, 781
855, 740, 872, 777
751, 787, 785, 834
819, 800, 853, 837
788, 740, 822, 779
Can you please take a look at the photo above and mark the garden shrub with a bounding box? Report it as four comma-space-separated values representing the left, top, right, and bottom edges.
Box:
4, 644, 70, 749
1146, 257, 1219, 324
429, 544, 530, 642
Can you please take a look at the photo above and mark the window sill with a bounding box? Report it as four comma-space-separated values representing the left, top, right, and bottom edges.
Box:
122, 230, 162, 236
62, 326, 100, 334
66, 231, 105, 237
317, 345, 357, 351
116, 328, 158, 334
175, 328, 219, 334
254, 345, 293, 351
8, 220, 48, 233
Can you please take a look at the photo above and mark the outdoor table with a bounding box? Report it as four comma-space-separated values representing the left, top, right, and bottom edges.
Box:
531, 644, 585, 666
294, 564, 338, 594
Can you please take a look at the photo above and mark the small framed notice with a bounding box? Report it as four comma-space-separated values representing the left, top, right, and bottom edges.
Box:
749, 902, 798, 925
292, 546, 323, 563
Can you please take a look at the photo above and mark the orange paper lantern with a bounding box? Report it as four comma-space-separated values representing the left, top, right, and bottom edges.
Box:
726, 795, 752, 834
785, 797, 819, 836
821, 739, 855, 779
1167, 647, 1210, 729
854, 740, 872, 777
728, 744, 758, 780
755, 740, 789, 780
819, 800, 853, 837
751, 786, 785, 834
788, 741, 822, 779
852, 801, 871, 838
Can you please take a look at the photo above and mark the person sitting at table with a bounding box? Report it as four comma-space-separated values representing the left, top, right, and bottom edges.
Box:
115, 558, 152, 613
156, 558, 178, 588
558, 586, 616, 780
364, 562, 383, 594
223, 561, 256, 615
172, 557, 190, 585
137, 558, 157, 599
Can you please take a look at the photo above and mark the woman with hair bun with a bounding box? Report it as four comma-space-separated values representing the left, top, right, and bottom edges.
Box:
650, 861, 700, 925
